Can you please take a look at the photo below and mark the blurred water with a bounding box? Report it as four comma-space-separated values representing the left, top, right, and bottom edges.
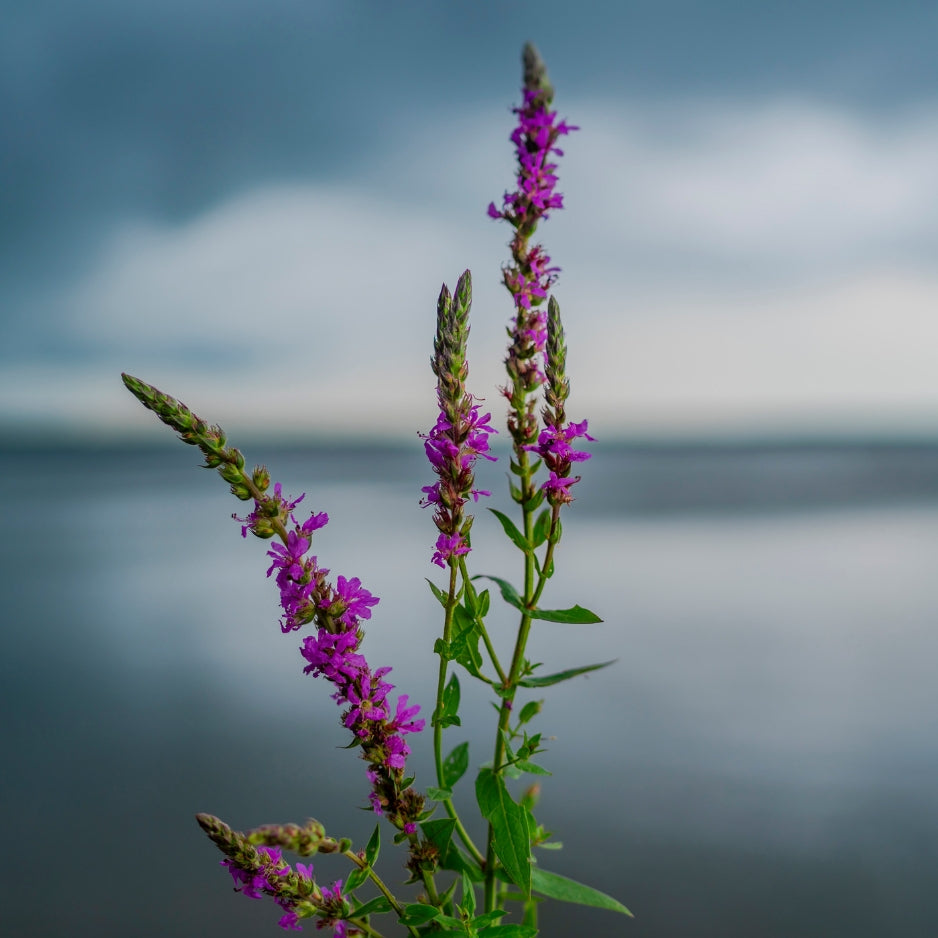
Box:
2, 440, 938, 937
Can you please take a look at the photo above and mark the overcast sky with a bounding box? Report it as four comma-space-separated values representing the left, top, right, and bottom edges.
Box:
4, 0, 938, 440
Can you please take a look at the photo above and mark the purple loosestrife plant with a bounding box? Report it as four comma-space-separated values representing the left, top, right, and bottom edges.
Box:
122, 42, 629, 938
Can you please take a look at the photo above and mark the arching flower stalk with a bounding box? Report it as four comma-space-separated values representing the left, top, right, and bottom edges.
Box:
420, 270, 496, 567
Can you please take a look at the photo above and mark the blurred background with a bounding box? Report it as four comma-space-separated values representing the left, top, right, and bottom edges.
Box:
3, 1, 938, 935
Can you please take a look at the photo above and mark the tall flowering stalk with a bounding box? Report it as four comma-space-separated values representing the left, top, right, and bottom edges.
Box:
121, 41, 629, 938
489, 42, 577, 450
420, 270, 496, 569
478, 43, 597, 923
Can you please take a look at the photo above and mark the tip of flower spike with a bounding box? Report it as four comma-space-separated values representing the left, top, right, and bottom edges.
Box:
522, 42, 553, 99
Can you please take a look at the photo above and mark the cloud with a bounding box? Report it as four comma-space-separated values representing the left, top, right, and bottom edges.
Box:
7, 96, 938, 438
550, 99, 938, 281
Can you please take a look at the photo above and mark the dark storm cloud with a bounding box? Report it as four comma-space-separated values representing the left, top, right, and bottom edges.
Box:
5, 0, 938, 274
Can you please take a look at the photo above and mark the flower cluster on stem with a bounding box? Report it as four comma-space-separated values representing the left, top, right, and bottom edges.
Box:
121, 374, 427, 836
420, 270, 496, 567
524, 295, 594, 505
488, 42, 577, 448
196, 813, 359, 935
245, 485, 426, 831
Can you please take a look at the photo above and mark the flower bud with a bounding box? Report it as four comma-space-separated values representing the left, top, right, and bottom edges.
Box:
252, 465, 271, 492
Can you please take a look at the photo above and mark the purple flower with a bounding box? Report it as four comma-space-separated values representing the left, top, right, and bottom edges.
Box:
221, 846, 285, 900
526, 420, 595, 505
234, 483, 307, 538
298, 511, 329, 536
325, 575, 379, 625
431, 532, 470, 569
387, 694, 426, 736
277, 910, 302, 931
492, 46, 577, 448
385, 734, 411, 770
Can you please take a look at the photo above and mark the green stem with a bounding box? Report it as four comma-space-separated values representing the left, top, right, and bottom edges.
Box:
484, 448, 541, 912
346, 917, 386, 938
433, 564, 459, 787
432, 562, 487, 870
457, 556, 506, 685
342, 850, 420, 938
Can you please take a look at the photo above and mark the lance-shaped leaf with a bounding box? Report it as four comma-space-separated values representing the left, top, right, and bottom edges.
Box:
531, 508, 552, 547
399, 903, 441, 925
528, 604, 602, 624
489, 508, 532, 554
451, 605, 486, 678
477, 575, 524, 612
476, 576, 602, 624
421, 817, 457, 855
352, 896, 393, 918
443, 741, 470, 789
530, 867, 633, 917
436, 673, 461, 728
426, 578, 449, 607
519, 660, 616, 688
422, 817, 483, 881
364, 824, 380, 866
475, 768, 531, 895
344, 865, 370, 892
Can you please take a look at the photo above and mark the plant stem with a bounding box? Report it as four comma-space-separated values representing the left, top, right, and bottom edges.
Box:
484, 448, 541, 912
342, 850, 420, 938
433, 562, 487, 869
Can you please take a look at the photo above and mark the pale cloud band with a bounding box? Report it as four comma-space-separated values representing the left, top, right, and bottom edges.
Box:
6, 97, 938, 440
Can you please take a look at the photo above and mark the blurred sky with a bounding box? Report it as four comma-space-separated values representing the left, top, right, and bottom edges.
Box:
4, 0, 938, 440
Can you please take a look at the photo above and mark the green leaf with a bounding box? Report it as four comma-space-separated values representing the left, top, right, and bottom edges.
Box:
451, 606, 486, 679
530, 867, 633, 917
478, 589, 491, 617
476, 577, 601, 624
421, 817, 457, 853
519, 660, 616, 687
475, 575, 524, 612
478, 926, 538, 938
531, 508, 552, 547
529, 604, 603, 624
352, 895, 393, 918
488, 508, 531, 554
344, 865, 369, 892
427, 786, 453, 801
522, 487, 545, 512
364, 824, 380, 866
426, 578, 449, 607
475, 768, 531, 895
548, 516, 562, 543
440, 843, 485, 881
440, 673, 461, 728
461, 871, 477, 916
471, 910, 507, 928
399, 903, 441, 925
517, 700, 542, 725
422, 815, 484, 881
516, 760, 551, 776
443, 741, 470, 789
463, 576, 480, 612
